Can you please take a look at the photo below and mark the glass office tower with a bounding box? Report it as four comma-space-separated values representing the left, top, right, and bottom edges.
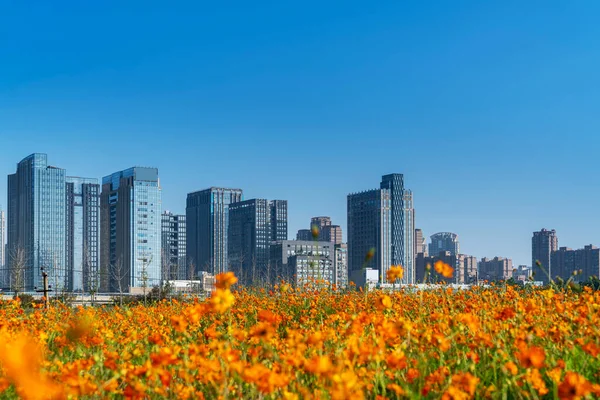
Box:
7, 154, 66, 291
100, 167, 161, 291
66, 177, 100, 292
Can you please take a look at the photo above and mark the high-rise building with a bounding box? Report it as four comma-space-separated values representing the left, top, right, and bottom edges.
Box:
321, 225, 343, 245
380, 174, 405, 274
478, 257, 513, 282
414, 229, 424, 257
186, 187, 243, 275
347, 189, 391, 284
311, 216, 331, 230
403, 190, 415, 284
334, 243, 348, 288
228, 199, 287, 285
7, 154, 66, 291
269, 240, 334, 286
551, 245, 600, 282
296, 229, 312, 241
100, 167, 162, 292
429, 232, 460, 256
270, 200, 288, 242
459, 254, 478, 284
161, 212, 187, 280
0, 207, 5, 287
532, 229, 558, 284
65, 177, 100, 292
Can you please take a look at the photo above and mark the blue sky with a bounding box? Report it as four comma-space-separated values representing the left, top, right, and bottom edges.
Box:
1, 1, 599, 266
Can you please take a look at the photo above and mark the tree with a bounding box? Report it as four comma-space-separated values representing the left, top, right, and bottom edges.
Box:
110, 257, 126, 306
9, 246, 26, 298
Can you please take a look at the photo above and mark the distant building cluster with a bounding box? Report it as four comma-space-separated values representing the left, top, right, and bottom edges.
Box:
0, 153, 598, 294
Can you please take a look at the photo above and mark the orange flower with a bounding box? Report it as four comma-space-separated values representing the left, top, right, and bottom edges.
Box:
375, 294, 393, 310
517, 346, 545, 369
558, 372, 593, 400
215, 272, 238, 290
386, 265, 405, 283
0, 331, 62, 400
434, 260, 454, 278
304, 355, 332, 375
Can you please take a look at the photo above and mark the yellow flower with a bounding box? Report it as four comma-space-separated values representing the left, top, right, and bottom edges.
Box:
209, 289, 235, 313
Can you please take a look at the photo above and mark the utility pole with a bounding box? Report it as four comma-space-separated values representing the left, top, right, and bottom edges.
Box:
35, 267, 52, 309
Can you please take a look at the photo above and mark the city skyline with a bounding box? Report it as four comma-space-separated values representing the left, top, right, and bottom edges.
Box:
2, 2, 600, 266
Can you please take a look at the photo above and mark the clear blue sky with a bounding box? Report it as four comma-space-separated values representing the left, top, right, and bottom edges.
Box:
1, 1, 599, 266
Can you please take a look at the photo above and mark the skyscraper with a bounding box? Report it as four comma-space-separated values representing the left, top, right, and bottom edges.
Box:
532, 228, 558, 284
380, 174, 405, 272
100, 167, 162, 292
65, 177, 100, 292
7, 154, 66, 291
551, 245, 599, 282
347, 189, 391, 283
186, 187, 243, 275
161, 212, 187, 280
429, 232, 460, 256
403, 190, 415, 284
311, 216, 331, 230
296, 229, 312, 241
321, 225, 343, 245
228, 199, 287, 285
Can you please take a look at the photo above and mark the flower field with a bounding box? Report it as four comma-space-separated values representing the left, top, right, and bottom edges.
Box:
1, 272, 600, 399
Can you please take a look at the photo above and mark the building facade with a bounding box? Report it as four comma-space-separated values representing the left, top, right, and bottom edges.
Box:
551, 245, 600, 282
321, 225, 343, 245
269, 240, 334, 286
228, 199, 287, 286
416, 251, 477, 284
380, 174, 405, 275
457, 254, 478, 284
478, 257, 513, 282
429, 232, 460, 256
7, 154, 67, 291
296, 229, 312, 241
347, 189, 391, 284
161, 212, 187, 280
334, 243, 348, 288
100, 167, 162, 292
65, 177, 100, 292
186, 187, 243, 275
532, 228, 558, 284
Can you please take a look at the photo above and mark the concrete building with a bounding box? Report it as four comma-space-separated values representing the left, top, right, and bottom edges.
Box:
429, 232, 460, 256
161, 212, 187, 280
321, 225, 343, 245
532, 229, 558, 284
296, 229, 312, 241
478, 256, 513, 282
334, 243, 348, 288
311, 216, 331, 230
186, 187, 243, 275
414, 228, 425, 257
513, 265, 531, 282
100, 167, 162, 292
269, 240, 334, 286
65, 177, 100, 292
7, 154, 67, 291
416, 251, 477, 284
347, 189, 391, 283
228, 199, 287, 286
551, 245, 600, 282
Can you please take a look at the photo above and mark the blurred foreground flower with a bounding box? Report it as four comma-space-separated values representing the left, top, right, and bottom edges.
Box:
386, 265, 404, 283
434, 260, 454, 279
